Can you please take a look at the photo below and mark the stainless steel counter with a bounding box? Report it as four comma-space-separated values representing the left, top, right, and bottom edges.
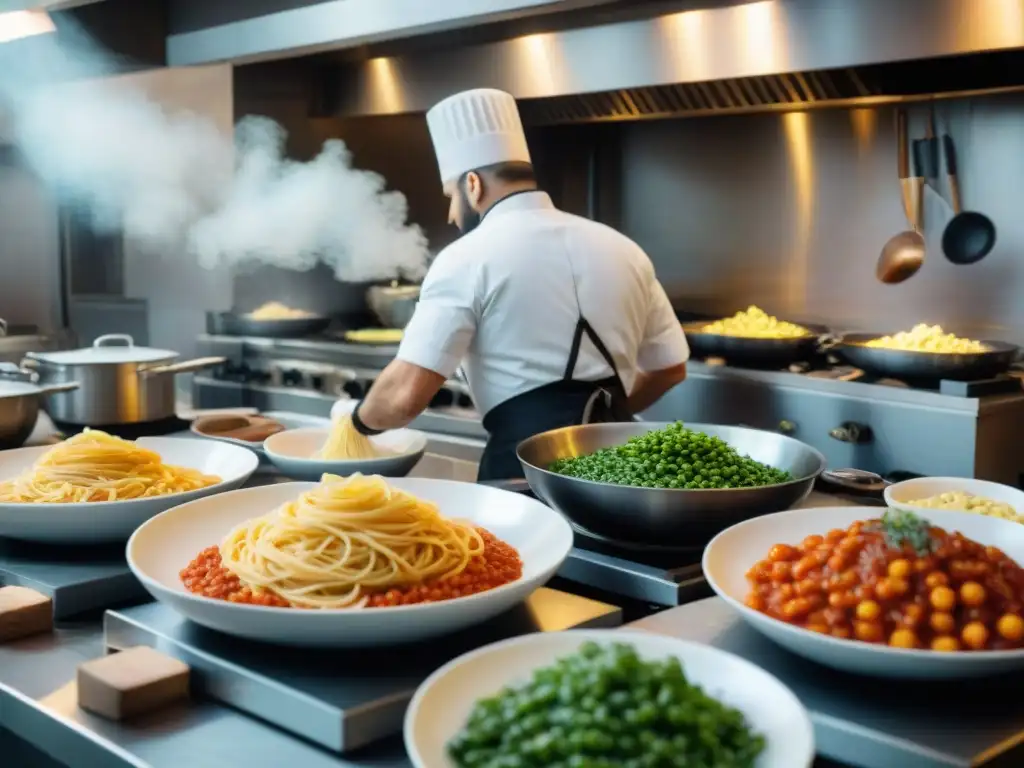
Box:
0, 607, 854, 768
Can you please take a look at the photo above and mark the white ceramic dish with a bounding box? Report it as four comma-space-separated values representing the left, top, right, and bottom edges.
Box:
704, 505, 1024, 678
0, 437, 259, 543
885, 476, 1024, 519
127, 478, 574, 647
263, 426, 427, 480
189, 411, 331, 457
405, 629, 814, 768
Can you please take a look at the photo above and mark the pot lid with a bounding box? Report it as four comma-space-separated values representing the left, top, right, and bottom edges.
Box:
0, 380, 41, 398
29, 334, 178, 365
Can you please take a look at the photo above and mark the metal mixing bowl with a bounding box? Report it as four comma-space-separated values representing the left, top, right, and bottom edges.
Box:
366, 285, 420, 329
517, 422, 827, 546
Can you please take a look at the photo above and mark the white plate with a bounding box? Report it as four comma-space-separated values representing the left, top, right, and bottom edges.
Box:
0, 437, 259, 543
885, 476, 1024, 519
263, 427, 427, 480
189, 411, 332, 457
704, 505, 1024, 678
127, 478, 574, 647
404, 629, 814, 768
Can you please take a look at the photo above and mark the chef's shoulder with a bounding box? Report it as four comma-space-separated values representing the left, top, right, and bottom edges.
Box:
559, 210, 658, 274
418, 233, 485, 307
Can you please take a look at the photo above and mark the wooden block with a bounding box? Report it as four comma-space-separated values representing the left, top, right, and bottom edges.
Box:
77, 646, 190, 721
0, 586, 53, 642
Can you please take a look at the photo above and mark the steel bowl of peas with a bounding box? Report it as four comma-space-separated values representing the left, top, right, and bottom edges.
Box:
516, 422, 826, 547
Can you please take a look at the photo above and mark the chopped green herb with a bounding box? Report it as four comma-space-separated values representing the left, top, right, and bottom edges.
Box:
447, 641, 766, 768
868, 508, 937, 555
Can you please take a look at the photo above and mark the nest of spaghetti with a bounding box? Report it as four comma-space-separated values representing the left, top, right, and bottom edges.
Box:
180, 473, 523, 609
0, 430, 220, 503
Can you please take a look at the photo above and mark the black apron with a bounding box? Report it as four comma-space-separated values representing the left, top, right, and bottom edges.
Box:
477, 316, 633, 481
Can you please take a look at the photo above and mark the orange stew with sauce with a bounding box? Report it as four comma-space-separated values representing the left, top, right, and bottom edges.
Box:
745, 510, 1024, 651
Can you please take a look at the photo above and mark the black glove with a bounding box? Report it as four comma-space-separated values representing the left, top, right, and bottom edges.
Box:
351, 402, 384, 436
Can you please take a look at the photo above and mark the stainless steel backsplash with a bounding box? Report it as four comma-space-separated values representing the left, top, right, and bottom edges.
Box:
618, 94, 1024, 342
228, 90, 1024, 344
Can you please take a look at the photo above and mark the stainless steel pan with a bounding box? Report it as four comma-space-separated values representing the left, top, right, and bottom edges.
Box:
682, 322, 830, 367
834, 333, 1018, 381
0, 376, 79, 449
26, 335, 224, 426
517, 422, 826, 546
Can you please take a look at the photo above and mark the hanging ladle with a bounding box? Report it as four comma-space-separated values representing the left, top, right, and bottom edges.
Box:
940, 134, 996, 265
876, 108, 925, 284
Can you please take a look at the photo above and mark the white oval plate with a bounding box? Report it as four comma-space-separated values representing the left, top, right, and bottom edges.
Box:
885, 476, 1024, 520
127, 478, 574, 647
0, 437, 259, 543
263, 427, 427, 480
405, 629, 814, 768
704, 505, 1024, 678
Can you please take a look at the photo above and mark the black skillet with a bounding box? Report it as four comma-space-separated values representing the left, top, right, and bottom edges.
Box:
681, 322, 831, 367
834, 333, 1018, 381
212, 311, 332, 339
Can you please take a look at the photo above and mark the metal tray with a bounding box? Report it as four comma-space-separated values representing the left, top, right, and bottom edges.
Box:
0, 538, 144, 618
104, 588, 622, 754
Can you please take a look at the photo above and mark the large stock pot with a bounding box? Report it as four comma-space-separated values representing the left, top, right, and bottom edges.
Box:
25, 334, 225, 426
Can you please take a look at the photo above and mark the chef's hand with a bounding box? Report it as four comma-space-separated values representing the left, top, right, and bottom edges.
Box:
330, 397, 358, 423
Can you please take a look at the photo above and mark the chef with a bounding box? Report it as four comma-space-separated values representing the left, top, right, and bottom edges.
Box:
341, 88, 689, 481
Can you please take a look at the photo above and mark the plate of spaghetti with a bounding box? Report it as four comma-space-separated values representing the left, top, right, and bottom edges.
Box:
263, 416, 427, 480
704, 505, 1024, 678
127, 473, 573, 646
0, 431, 259, 543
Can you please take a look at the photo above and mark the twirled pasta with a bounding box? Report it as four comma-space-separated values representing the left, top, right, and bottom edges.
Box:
219, 473, 485, 608
0, 430, 220, 503
316, 415, 391, 460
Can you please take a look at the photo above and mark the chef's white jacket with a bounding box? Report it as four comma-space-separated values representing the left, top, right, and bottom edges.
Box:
397, 192, 689, 417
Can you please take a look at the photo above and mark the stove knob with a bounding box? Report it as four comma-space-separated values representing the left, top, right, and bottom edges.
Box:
829, 422, 873, 444
282, 370, 304, 387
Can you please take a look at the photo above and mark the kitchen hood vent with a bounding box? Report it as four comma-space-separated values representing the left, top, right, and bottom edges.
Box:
327, 0, 1024, 123
518, 69, 873, 124
515, 49, 1024, 126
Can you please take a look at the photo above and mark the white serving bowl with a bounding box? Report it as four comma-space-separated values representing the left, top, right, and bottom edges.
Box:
127, 478, 574, 647
884, 476, 1024, 520
704, 505, 1024, 678
263, 427, 426, 480
0, 437, 259, 544
405, 629, 814, 768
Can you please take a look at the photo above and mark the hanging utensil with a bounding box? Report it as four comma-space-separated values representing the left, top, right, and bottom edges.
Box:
940, 133, 996, 265
877, 109, 925, 284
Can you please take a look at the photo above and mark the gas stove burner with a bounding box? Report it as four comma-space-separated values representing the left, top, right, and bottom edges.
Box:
52, 416, 191, 440
571, 521, 704, 557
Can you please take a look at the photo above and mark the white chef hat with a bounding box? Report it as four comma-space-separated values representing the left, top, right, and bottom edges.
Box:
426, 88, 532, 185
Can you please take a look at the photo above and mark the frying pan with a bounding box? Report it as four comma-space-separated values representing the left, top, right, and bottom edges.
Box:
212, 312, 332, 339
682, 322, 831, 367
834, 333, 1018, 381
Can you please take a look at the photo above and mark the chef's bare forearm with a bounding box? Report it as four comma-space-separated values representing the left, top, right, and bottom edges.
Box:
358, 360, 447, 431
628, 363, 687, 414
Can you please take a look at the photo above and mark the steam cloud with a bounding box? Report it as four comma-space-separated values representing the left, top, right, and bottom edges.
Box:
0, 14, 430, 283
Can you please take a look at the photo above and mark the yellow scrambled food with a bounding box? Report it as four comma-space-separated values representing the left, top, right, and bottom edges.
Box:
906, 491, 1021, 522
864, 324, 987, 354
247, 302, 315, 320
344, 328, 404, 344
700, 306, 810, 339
